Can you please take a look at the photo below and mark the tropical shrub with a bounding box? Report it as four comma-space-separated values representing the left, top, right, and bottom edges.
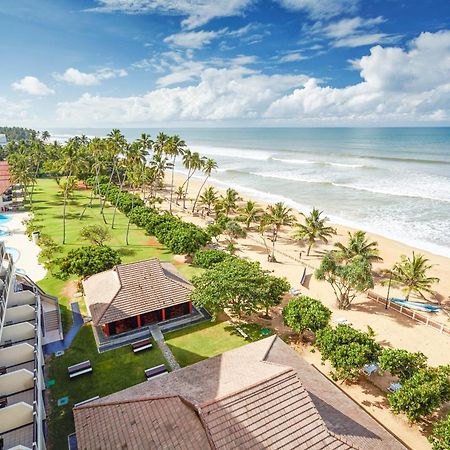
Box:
315, 324, 382, 381
429, 414, 450, 450
283, 296, 331, 334
379, 348, 428, 382
388, 366, 450, 422
79, 224, 112, 246
58, 246, 121, 278
163, 222, 211, 255
192, 249, 229, 268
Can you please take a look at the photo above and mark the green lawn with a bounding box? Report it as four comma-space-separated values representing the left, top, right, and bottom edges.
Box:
165, 321, 271, 367
46, 325, 167, 450
32, 178, 196, 331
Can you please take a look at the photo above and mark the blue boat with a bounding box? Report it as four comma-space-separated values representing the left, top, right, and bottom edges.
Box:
391, 298, 440, 312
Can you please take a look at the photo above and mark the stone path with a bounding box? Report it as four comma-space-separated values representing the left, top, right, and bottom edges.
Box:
149, 324, 181, 371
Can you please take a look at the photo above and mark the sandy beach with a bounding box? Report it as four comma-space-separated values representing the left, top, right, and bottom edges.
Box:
150, 171, 450, 449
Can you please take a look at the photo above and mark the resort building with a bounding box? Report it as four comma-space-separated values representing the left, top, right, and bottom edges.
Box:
0, 242, 63, 450
0, 161, 13, 210
73, 336, 407, 450
83, 259, 203, 350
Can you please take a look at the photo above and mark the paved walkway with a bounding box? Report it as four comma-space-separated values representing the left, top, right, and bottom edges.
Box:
44, 302, 83, 354
149, 324, 180, 371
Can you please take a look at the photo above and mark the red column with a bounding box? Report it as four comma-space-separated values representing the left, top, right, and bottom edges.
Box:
161, 308, 166, 321
137, 315, 142, 328
104, 323, 110, 337
188, 302, 192, 313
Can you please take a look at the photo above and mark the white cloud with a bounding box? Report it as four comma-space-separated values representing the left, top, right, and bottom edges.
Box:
279, 52, 308, 63
53, 67, 127, 86
56, 31, 450, 125
87, 0, 254, 29
276, 0, 358, 19
265, 30, 450, 122
0, 97, 30, 123
164, 30, 223, 49
306, 16, 397, 48
12, 76, 54, 96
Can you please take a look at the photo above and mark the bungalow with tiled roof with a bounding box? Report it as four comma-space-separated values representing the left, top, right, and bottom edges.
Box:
82, 259, 194, 337
73, 336, 408, 450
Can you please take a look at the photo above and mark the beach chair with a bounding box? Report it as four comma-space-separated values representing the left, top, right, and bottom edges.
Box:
334, 318, 352, 325
289, 288, 301, 296
388, 382, 402, 393
362, 363, 379, 376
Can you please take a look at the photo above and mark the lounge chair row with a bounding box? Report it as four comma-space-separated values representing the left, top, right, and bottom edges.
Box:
361, 363, 402, 393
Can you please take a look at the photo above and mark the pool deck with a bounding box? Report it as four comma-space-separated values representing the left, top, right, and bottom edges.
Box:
0, 211, 47, 281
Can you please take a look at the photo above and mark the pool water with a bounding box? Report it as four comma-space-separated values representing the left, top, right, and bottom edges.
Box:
0, 214, 11, 223
0, 227, 9, 237
6, 247, 20, 263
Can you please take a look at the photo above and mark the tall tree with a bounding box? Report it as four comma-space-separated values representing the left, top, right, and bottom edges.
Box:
293, 208, 336, 256
333, 230, 382, 263
198, 186, 218, 216
265, 202, 296, 262
165, 135, 186, 213
219, 188, 242, 216
238, 200, 263, 229
181, 150, 202, 208
387, 252, 439, 300
192, 158, 217, 213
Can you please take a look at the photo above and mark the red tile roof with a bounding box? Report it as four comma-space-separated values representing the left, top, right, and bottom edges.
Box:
82, 259, 193, 325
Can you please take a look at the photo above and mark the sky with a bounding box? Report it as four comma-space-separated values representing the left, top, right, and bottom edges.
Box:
0, 0, 449, 128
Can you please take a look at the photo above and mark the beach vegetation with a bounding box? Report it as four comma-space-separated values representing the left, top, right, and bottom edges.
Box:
315, 253, 374, 309
379, 348, 428, 382
333, 230, 382, 264
181, 149, 203, 208
163, 134, 186, 213
315, 324, 382, 381
388, 365, 450, 422
190, 257, 289, 320
218, 188, 243, 216
192, 249, 229, 268
192, 157, 218, 213
293, 208, 336, 256
79, 224, 112, 246
238, 200, 263, 229
58, 245, 121, 278
198, 186, 218, 216
264, 202, 296, 262
283, 296, 331, 335
429, 413, 450, 450
386, 252, 440, 300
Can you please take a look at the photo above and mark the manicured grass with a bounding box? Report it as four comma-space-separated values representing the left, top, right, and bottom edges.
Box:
165, 321, 253, 367
46, 325, 166, 450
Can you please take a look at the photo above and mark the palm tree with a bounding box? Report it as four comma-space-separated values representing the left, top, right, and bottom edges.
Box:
61, 137, 85, 244
333, 230, 382, 263
293, 208, 336, 256
165, 135, 186, 213
181, 151, 203, 208
265, 202, 296, 262
148, 153, 169, 194
175, 185, 185, 205
7, 145, 34, 204
153, 132, 169, 157
198, 186, 218, 216
387, 252, 440, 300
192, 158, 217, 213
29, 132, 50, 206
238, 200, 263, 229
220, 188, 242, 216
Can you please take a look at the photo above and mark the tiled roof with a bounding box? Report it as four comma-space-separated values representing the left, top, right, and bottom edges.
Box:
0, 161, 11, 195
74, 396, 211, 450
74, 337, 407, 450
82, 259, 193, 325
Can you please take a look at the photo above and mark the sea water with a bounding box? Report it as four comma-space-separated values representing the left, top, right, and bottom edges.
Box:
49, 127, 450, 257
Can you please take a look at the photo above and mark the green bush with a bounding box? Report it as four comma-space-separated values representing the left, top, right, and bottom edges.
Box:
164, 222, 210, 255
58, 246, 121, 278
193, 249, 229, 268
315, 324, 382, 381
429, 413, 450, 450
379, 348, 428, 382
388, 366, 450, 422
283, 296, 331, 334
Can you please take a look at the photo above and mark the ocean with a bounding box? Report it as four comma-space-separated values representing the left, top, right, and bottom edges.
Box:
48, 127, 450, 258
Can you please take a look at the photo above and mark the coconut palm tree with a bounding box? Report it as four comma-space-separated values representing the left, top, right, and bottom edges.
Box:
28, 132, 50, 206
387, 252, 440, 300
293, 208, 336, 256
175, 185, 185, 205
333, 230, 382, 263
153, 132, 169, 157
7, 144, 34, 204
164, 135, 186, 213
192, 158, 217, 213
136, 133, 153, 199
265, 202, 296, 262
198, 186, 218, 216
220, 188, 242, 216
238, 200, 263, 229
181, 151, 203, 208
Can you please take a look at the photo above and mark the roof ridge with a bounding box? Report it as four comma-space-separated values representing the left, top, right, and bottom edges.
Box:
197, 367, 295, 409
92, 266, 121, 326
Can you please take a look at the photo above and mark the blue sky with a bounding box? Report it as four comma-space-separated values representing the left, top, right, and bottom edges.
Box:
1, 0, 449, 127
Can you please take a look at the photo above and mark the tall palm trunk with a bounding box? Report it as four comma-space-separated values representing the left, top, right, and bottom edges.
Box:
192, 175, 209, 214
29, 161, 40, 207
111, 172, 126, 229
100, 162, 116, 224
62, 170, 72, 244
126, 182, 135, 245
169, 155, 176, 213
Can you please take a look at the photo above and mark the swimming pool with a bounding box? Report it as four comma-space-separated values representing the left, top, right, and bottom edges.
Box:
6, 247, 20, 263
0, 214, 11, 223
0, 227, 9, 237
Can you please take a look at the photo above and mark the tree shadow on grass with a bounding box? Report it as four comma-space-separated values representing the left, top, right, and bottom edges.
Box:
117, 248, 136, 257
